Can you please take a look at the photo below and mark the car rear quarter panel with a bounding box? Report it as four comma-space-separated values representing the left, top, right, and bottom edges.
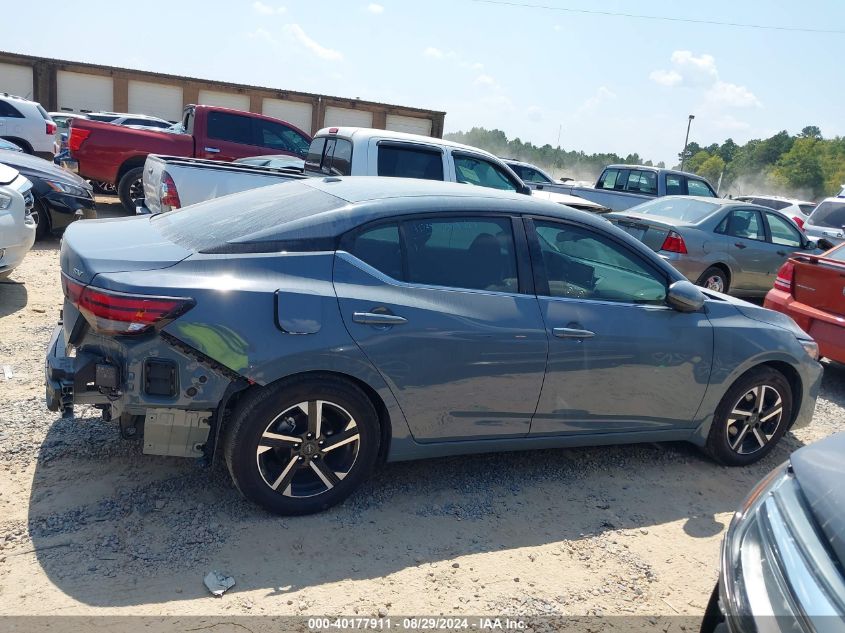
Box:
98, 251, 414, 445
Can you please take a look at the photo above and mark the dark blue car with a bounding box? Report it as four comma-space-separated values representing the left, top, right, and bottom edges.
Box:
45, 177, 822, 515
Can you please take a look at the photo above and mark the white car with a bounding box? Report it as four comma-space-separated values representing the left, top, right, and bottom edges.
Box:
0, 94, 57, 160
803, 197, 845, 247
734, 195, 816, 229
85, 112, 172, 129
0, 164, 36, 278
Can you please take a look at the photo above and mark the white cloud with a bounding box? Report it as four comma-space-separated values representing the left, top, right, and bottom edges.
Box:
474, 74, 497, 86
670, 50, 718, 82
707, 81, 761, 108
649, 69, 682, 87
252, 1, 285, 15
423, 47, 443, 59
579, 86, 616, 112
367, 3, 384, 13
247, 27, 276, 43
712, 114, 752, 131
526, 106, 543, 122
283, 24, 343, 61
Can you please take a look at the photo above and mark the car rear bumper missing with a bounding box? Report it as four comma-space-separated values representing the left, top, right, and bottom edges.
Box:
44, 324, 112, 414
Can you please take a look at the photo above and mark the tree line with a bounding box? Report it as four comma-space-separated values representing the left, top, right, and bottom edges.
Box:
444, 126, 845, 200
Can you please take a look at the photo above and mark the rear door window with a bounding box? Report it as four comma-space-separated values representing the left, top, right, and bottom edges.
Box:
597, 169, 621, 190
0, 101, 24, 118
453, 154, 519, 191
403, 217, 518, 292
625, 170, 657, 195
207, 111, 254, 145
716, 209, 765, 241
377, 144, 444, 180
665, 175, 683, 195
350, 223, 402, 279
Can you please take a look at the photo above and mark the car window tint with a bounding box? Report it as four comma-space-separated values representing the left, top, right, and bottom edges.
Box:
305, 137, 327, 172
377, 145, 443, 180
765, 213, 803, 247
798, 204, 816, 216
522, 167, 552, 184
687, 179, 715, 197
351, 223, 402, 279
534, 221, 666, 304
666, 175, 683, 195
808, 201, 845, 228
453, 155, 517, 191
717, 209, 765, 241
328, 138, 353, 176
0, 101, 24, 118
625, 170, 657, 195
403, 217, 518, 292
207, 111, 253, 144
256, 119, 310, 157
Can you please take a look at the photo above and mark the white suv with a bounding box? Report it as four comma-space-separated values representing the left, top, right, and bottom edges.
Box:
0, 164, 36, 278
0, 94, 57, 159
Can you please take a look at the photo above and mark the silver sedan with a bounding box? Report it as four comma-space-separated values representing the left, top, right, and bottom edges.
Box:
607, 197, 822, 296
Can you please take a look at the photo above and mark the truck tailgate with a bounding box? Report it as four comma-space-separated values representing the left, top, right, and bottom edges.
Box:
793, 258, 845, 317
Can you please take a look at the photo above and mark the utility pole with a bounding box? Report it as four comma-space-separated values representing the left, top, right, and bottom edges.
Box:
556, 124, 562, 148
680, 114, 695, 170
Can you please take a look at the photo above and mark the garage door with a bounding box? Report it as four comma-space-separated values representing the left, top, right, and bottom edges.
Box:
0, 63, 34, 100
197, 90, 250, 112
128, 81, 183, 121
324, 106, 373, 128
262, 98, 313, 134
386, 114, 432, 136
57, 71, 113, 113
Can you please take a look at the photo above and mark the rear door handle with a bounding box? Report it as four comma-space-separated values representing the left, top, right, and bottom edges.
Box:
734, 242, 747, 249
553, 327, 595, 339
352, 312, 407, 326
204, 147, 220, 153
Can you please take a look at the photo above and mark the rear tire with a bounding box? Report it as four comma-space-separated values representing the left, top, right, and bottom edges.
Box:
696, 267, 729, 293
117, 167, 144, 213
704, 367, 793, 466
223, 375, 381, 515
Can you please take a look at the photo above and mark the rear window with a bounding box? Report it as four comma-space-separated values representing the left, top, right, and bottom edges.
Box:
799, 204, 816, 216
752, 197, 790, 210
153, 181, 344, 252
377, 145, 444, 180
36, 104, 52, 121
808, 201, 845, 228
630, 198, 720, 222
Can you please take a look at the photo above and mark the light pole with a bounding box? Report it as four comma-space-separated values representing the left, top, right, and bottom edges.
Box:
680, 114, 695, 170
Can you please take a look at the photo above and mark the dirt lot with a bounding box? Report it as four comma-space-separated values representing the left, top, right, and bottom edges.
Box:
1, 197, 843, 623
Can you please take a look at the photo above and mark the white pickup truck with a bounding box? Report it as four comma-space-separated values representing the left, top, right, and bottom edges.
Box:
139, 127, 608, 215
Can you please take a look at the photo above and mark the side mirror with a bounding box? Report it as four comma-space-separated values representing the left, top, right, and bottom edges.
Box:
517, 184, 532, 196
815, 238, 835, 251
667, 280, 706, 312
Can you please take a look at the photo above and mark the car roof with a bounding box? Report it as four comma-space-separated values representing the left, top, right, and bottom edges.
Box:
0, 93, 36, 104
603, 164, 711, 180
734, 194, 814, 205
312, 127, 500, 160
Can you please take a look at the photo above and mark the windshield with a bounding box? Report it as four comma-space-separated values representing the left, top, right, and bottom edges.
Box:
628, 197, 720, 222
808, 200, 845, 228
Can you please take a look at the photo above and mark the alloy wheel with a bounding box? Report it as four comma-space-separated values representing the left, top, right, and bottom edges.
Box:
704, 275, 724, 292
255, 400, 360, 498
726, 385, 784, 455
129, 178, 144, 201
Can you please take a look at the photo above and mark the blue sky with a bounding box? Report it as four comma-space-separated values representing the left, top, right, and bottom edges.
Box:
4, 0, 843, 164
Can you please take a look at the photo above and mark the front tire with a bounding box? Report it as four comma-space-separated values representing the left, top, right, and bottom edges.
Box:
117, 167, 144, 213
696, 267, 729, 293
32, 200, 50, 240
223, 376, 381, 515
704, 367, 793, 466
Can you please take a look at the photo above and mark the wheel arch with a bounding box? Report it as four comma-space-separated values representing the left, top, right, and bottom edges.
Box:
759, 360, 803, 429
0, 136, 33, 153
116, 155, 148, 183
223, 369, 394, 465
703, 262, 732, 287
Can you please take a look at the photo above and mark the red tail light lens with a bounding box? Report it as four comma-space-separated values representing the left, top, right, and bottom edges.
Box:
159, 170, 181, 211
660, 230, 688, 254
46, 121, 57, 135
792, 216, 805, 230
62, 274, 193, 335
774, 261, 795, 293
68, 128, 91, 153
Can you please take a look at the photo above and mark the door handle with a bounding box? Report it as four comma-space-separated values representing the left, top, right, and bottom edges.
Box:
204, 147, 220, 153
352, 312, 407, 326
734, 242, 747, 249
553, 327, 595, 339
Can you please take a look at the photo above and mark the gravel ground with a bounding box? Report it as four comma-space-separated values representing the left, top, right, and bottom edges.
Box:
0, 197, 843, 621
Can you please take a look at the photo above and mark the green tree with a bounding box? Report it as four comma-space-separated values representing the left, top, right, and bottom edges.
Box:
698, 155, 726, 188
773, 138, 825, 197
799, 125, 822, 140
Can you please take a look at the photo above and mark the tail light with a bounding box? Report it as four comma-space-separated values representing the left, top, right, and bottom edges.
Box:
159, 170, 181, 212
62, 274, 193, 335
46, 121, 57, 136
792, 216, 805, 230
660, 230, 688, 254
774, 261, 795, 294
68, 128, 91, 153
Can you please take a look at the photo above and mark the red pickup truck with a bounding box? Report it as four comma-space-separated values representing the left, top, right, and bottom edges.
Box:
66, 104, 311, 211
